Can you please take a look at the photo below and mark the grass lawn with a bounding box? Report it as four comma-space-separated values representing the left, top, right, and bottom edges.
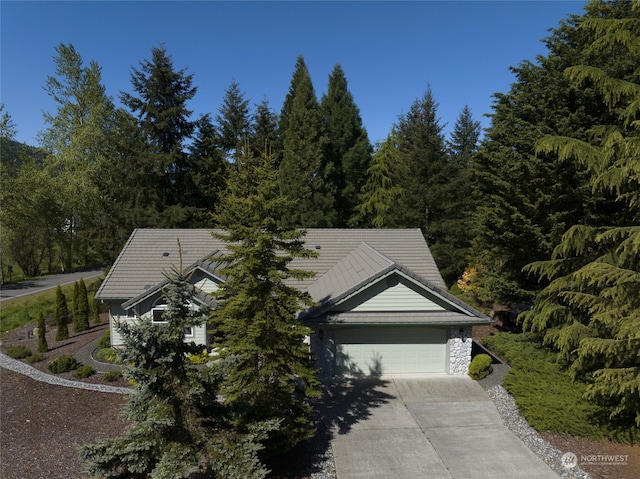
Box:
0, 278, 102, 334
482, 331, 639, 445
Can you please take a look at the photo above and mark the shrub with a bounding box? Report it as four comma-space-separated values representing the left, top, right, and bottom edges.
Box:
54, 285, 70, 341
97, 330, 111, 349
6, 345, 32, 359
37, 311, 48, 353
188, 349, 210, 364
48, 354, 78, 374
481, 332, 638, 443
27, 353, 45, 364
102, 370, 122, 382
95, 347, 119, 363
74, 365, 96, 378
468, 353, 493, 380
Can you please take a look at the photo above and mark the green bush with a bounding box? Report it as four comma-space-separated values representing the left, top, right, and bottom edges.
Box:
48, 354, 78, 374
102, 370, 122, 382
468, 353, 493, 380
95, 347, 119, 363
73, 365, 96, 378
97, 329, 111, 349
5, 344, 32, 359
27, 353, 45, 364
481, 332, 638, 443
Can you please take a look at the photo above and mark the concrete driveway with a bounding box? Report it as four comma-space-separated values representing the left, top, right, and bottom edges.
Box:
318, 375, 559, 479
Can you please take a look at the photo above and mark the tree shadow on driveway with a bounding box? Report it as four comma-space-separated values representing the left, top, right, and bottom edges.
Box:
315, 376, 396, 436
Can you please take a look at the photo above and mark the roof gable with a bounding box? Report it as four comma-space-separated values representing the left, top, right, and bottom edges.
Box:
121, 254, 224, 310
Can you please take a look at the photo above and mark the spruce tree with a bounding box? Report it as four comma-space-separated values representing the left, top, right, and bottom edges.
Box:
81, 266, 274, 478
54, 285, 69, 341
213, 142, 320, 455
37, 311, 48, 353
321, 64, 373, 226
522, 0, 640, 431
278, 56, 336, 227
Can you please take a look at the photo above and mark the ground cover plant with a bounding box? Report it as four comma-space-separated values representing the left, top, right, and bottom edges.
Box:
483, 332, 639, 444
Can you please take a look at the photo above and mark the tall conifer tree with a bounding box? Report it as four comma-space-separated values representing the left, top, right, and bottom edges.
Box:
120, 44, 197, 215
321, 64, 372, 226
213, 142, 320, 455
215, 79, 251, 161
393, 86, 449, 259
278, 56, 336, 227
356, 130, 404, 228
434, 105, 481, 286
522, 0, 640, 430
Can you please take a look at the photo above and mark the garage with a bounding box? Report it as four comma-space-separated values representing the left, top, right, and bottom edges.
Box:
333, 326, 448, 375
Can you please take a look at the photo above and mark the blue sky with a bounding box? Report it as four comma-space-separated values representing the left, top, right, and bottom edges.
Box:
2, 1, 586, 147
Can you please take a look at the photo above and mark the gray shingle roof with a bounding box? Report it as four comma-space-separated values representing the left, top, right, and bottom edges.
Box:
96, 228, 446, 301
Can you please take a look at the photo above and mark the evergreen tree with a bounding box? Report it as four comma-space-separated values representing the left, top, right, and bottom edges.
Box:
187, 114, 228, 223
54, 285, 69, 341
522, 0, 640, 431
72, 280, 81, 331
469, 4, 632, 303
120, 44, 197, 215
356, 130, 404, 227
215, 79, 251, 160
76, 278, 90, 332
213, 143, 320, 455
249, 98, 279, 157
37, 311, 48, 353
92, 298, 101, 324
392, 86, 447, 233
434, 105, 481, 286
321, 64, 373, 226
81, 266, 274, 479
278, 56, 336, 227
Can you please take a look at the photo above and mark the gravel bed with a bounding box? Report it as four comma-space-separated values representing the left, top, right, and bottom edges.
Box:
487, 385, 591, 479
0, 346, 132, 394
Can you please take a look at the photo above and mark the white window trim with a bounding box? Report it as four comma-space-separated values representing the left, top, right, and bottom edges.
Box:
151, 305, 195, 338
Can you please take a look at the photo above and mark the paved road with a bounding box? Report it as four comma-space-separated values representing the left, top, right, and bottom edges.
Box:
0, 268, 104, 302
319, 376, 560, 479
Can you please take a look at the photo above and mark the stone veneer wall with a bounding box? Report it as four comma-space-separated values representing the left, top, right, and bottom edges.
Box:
448, 326, 472, 375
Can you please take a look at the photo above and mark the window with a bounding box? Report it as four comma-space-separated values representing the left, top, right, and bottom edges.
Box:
152, 308, 166, 323
126, 309, 137, 319
151, 306, 194, 338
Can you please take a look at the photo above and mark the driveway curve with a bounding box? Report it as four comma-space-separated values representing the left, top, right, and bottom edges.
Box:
319, 375, 559, 479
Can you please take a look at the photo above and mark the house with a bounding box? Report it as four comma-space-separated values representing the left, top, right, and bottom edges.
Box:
95, 228, 491, 378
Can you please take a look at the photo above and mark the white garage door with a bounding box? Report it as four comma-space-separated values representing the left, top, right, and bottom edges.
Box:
334, 327, 447, 375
